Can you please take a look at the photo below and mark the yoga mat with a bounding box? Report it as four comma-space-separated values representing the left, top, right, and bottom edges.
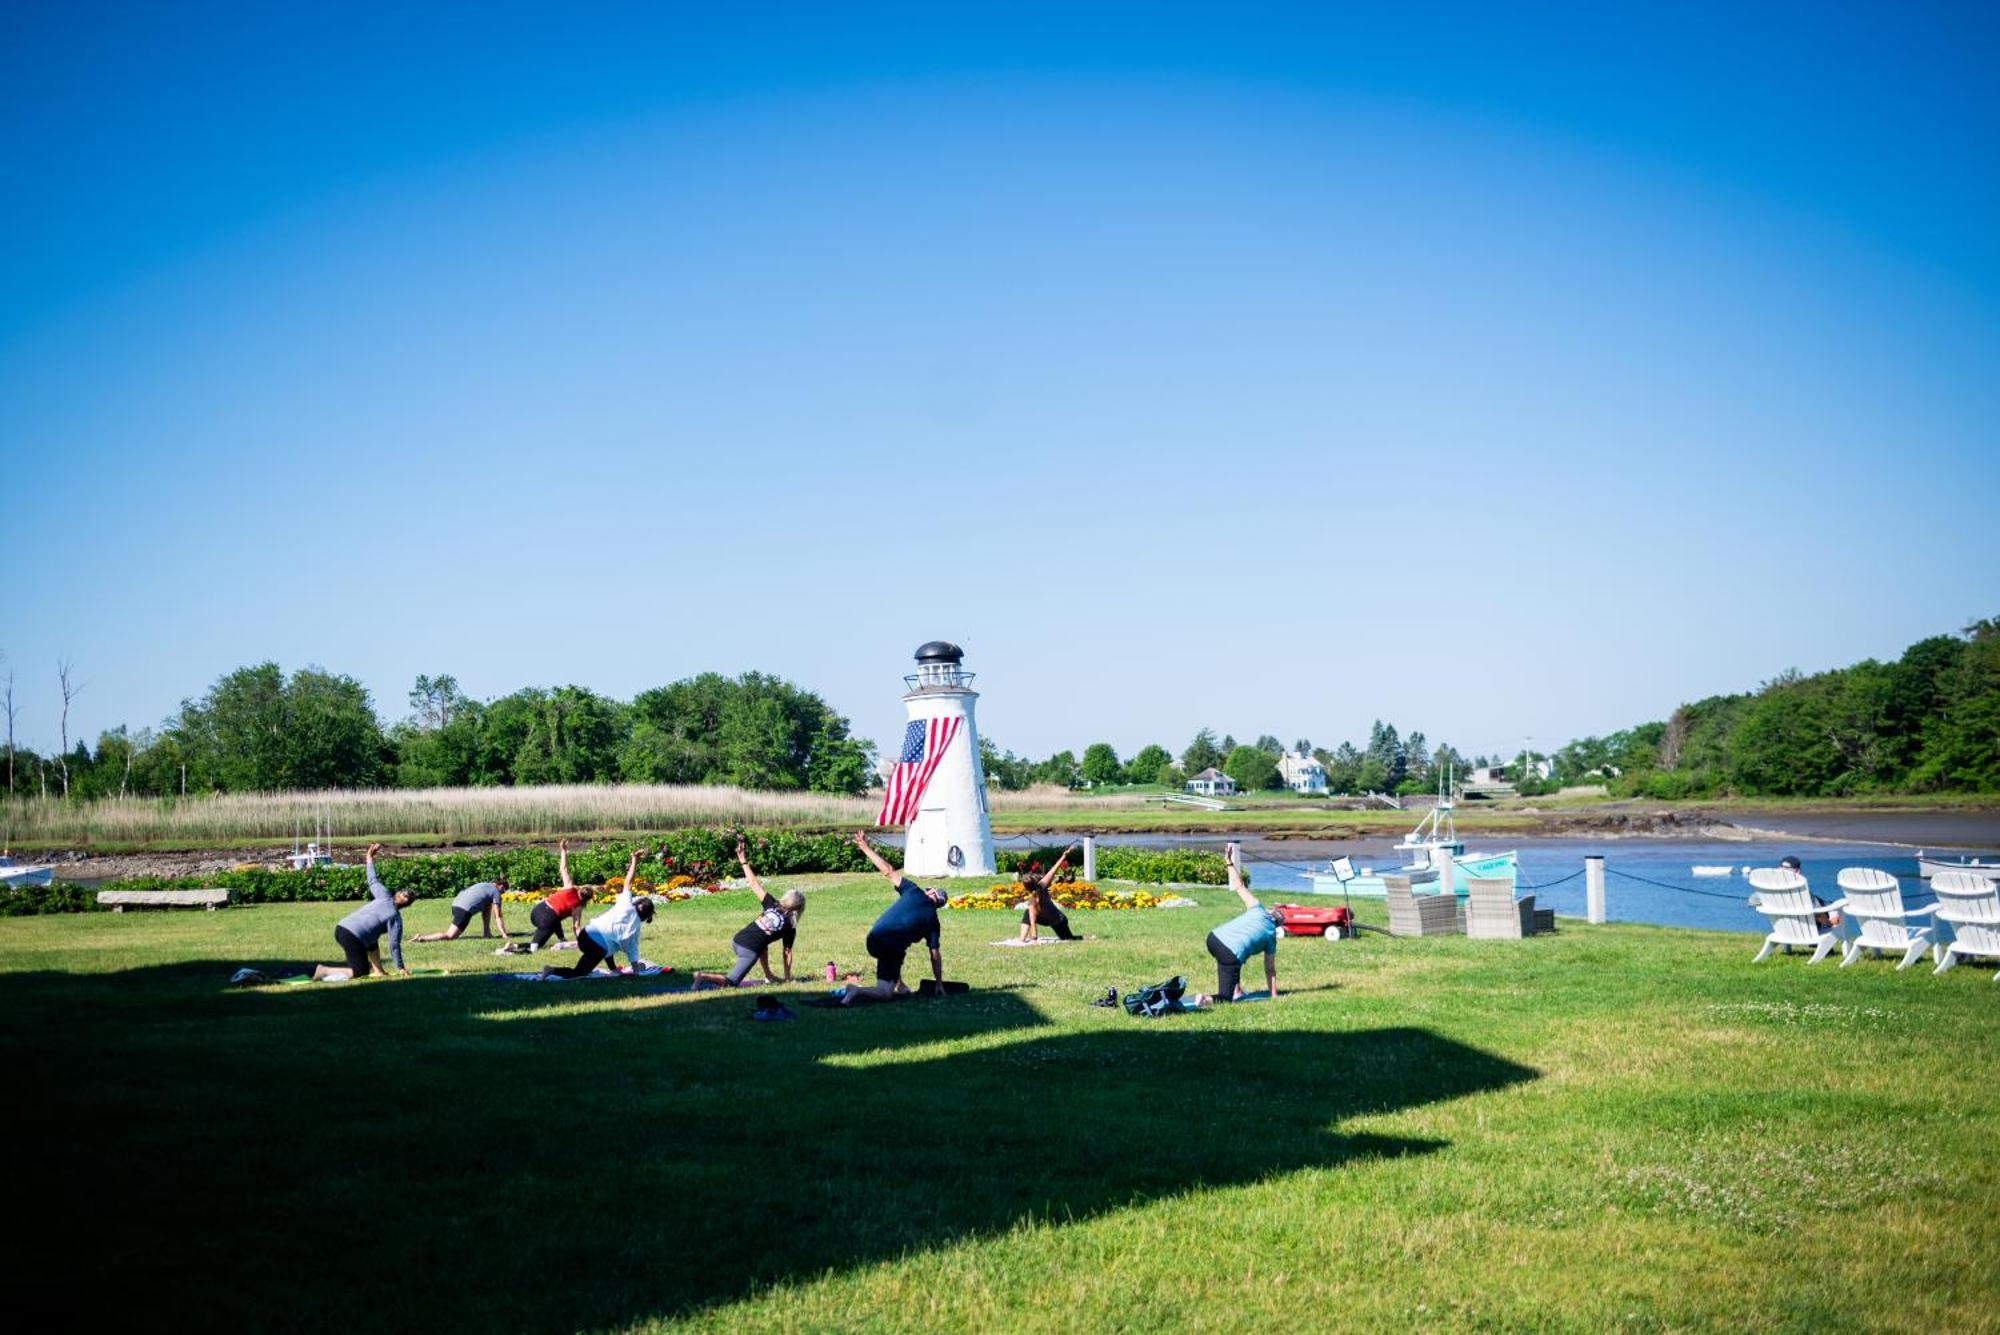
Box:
989, 937, 1083, 947
500, 964, 673, 982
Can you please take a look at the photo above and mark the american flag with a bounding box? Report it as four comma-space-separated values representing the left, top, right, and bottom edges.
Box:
877, 716, 962, 827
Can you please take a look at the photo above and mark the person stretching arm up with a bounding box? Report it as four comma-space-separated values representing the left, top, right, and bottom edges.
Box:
695, 836, 807, 989
543, 849, 652, 979
1018, 842, 1083, 942
846, 831, 946, 1003
519, 839, 589, 953
314, 843, 414, 980
1196, 843, 1280, 1005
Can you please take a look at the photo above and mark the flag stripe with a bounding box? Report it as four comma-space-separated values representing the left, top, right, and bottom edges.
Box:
876, 716, 962, 826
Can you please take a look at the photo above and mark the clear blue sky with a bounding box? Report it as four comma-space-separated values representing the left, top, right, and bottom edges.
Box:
3, 1, 1996, 764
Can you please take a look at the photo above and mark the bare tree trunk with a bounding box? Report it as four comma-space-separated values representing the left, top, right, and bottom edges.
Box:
57, 658, 80, 799
2, 666, 15, 795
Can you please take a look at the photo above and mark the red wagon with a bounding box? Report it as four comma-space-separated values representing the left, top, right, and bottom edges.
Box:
1275, 903, 1353, 938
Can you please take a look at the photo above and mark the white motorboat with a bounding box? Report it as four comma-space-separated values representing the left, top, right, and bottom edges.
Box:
1915, 851, 2000, 880
1691, 865, 1737, 877
1310, 772, 1517, 897
0, 854, 54, 888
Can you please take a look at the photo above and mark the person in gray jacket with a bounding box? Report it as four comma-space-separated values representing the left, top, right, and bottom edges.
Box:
313, 844, 415, 980
412, 874, 511, 942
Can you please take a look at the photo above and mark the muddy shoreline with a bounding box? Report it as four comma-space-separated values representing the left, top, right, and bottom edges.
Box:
36, 803, 1998, 883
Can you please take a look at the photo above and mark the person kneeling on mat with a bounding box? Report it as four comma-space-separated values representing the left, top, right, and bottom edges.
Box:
542, 848, 651, 978
313, 843, 413, 980
1017, 842, 1083, 943
1196, 843, 1280, 1005
845, 831, 946, 1003
412, 873, 511, 942
695, 836, 805, 989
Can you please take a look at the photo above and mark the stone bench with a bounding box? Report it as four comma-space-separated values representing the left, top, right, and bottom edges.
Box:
98, 888, 231, 912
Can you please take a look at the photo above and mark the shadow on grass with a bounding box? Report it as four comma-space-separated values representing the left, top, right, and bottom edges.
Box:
1, 961, 1536, 1330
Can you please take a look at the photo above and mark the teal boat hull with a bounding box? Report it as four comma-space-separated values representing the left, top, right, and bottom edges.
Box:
1308, 851, 1518, 898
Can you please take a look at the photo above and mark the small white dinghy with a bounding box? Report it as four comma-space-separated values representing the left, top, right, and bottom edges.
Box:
1691, 865, 1738, 877
0, 854, 55, 888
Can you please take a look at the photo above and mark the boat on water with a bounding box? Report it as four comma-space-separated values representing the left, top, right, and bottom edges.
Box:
1915, 851, 2000, 880
1691, 865, 1738, 877
287, 810, 339, 871
0, 854, 55, 889
1308, 779, 1517, 897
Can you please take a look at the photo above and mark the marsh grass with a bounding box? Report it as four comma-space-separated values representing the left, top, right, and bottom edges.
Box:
2, 882, 1994, 1330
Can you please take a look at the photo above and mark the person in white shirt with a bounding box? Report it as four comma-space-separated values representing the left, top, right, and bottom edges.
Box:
542, 849, 652, 977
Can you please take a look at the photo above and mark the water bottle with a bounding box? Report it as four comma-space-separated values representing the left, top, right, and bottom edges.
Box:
824, 960, 838, 982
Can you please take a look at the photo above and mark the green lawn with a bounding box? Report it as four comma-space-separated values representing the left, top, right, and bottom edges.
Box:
4, 877, 1995, 1332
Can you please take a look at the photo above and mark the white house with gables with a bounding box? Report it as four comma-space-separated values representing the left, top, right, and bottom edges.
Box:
1185, 767, 1237, 797
1278, 750, 1327, 793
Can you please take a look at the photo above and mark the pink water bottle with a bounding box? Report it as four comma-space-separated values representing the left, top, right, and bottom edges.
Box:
824, 960, 838, 982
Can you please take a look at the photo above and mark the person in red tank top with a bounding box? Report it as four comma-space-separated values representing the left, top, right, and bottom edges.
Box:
525, 839, 590, 952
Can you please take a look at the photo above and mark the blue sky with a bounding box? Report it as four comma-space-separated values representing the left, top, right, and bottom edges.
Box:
3, 1, 1996, 764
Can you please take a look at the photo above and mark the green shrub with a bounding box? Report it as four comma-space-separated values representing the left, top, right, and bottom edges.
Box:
996, 845, 1236, 885
7, 827, 908, 916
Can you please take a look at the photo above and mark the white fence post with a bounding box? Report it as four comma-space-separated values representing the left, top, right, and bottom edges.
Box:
1082, 834, 1097, 884
1585, 856, 1606, 924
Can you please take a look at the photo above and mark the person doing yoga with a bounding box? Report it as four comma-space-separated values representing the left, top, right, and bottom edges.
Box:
694, 836, 805, 988
411, 874, 511, 942
541, 849, 652, 978
313, 844, 413, 980
1195, 842, 1280, 1004
845, 831, 946, 1003
521, 839, 588, 952
1017, 841, 1083, 942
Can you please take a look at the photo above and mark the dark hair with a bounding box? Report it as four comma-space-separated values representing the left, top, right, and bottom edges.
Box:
634, 896, 656, 923
1778, 856, 1802, 870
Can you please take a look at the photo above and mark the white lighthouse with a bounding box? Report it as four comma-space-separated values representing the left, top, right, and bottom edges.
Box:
894, 641, 996, 878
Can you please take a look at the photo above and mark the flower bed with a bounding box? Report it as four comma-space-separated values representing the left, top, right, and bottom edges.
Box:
947, 881, 1168, 911
501, 873, 721, 905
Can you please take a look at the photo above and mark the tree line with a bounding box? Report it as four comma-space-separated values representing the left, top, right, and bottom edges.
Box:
984, 617, 2000, 800
0, 664, 877, 799
1545, 618, 2000, 798
6, 617, 1993, 803
979, 724, 1481, 796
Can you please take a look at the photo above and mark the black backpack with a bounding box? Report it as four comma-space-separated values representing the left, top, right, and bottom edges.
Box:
1122, 975, 1189, 1018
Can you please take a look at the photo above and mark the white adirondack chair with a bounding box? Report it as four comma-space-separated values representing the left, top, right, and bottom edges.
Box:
1746, 867, 1844, 964
1930, 872, 2000, 981
1833, 868, 1937, 969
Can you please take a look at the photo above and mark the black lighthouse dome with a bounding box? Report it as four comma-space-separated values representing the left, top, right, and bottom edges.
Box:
913, 641, 964, 665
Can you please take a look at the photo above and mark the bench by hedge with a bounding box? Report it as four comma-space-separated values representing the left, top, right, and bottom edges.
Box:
98, 889, 231, 912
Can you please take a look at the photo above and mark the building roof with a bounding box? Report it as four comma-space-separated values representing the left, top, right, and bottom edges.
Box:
1189, 767, 1231, 781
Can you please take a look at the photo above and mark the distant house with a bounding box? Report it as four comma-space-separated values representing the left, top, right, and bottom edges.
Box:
1278, 751, 1327, 793
1186, 767, 1237, 797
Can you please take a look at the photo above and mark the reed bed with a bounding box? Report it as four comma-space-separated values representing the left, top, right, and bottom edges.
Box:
1, 784, 879, 844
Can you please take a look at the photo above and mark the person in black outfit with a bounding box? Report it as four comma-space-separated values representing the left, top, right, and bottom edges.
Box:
694, 836, 806, 988
1017, 842, 1083, 942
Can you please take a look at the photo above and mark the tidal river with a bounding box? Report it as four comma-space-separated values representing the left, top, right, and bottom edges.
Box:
991, 831, 1997, 934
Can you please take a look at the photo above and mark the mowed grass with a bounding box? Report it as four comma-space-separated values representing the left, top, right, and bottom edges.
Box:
2, 879, 1995, 1332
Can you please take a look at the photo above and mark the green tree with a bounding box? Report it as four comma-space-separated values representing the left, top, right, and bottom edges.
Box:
1223, 744, 1282, 792
1039, 750, 1081, 788
1364, 720, 1405, 790
805, 719, 875, 795
1181, 728, 1223, 775
173, 662, 385, 791
1080, 742, 1122, 786
1124, 744, 1171, 785
1253, 734, 1284, 756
